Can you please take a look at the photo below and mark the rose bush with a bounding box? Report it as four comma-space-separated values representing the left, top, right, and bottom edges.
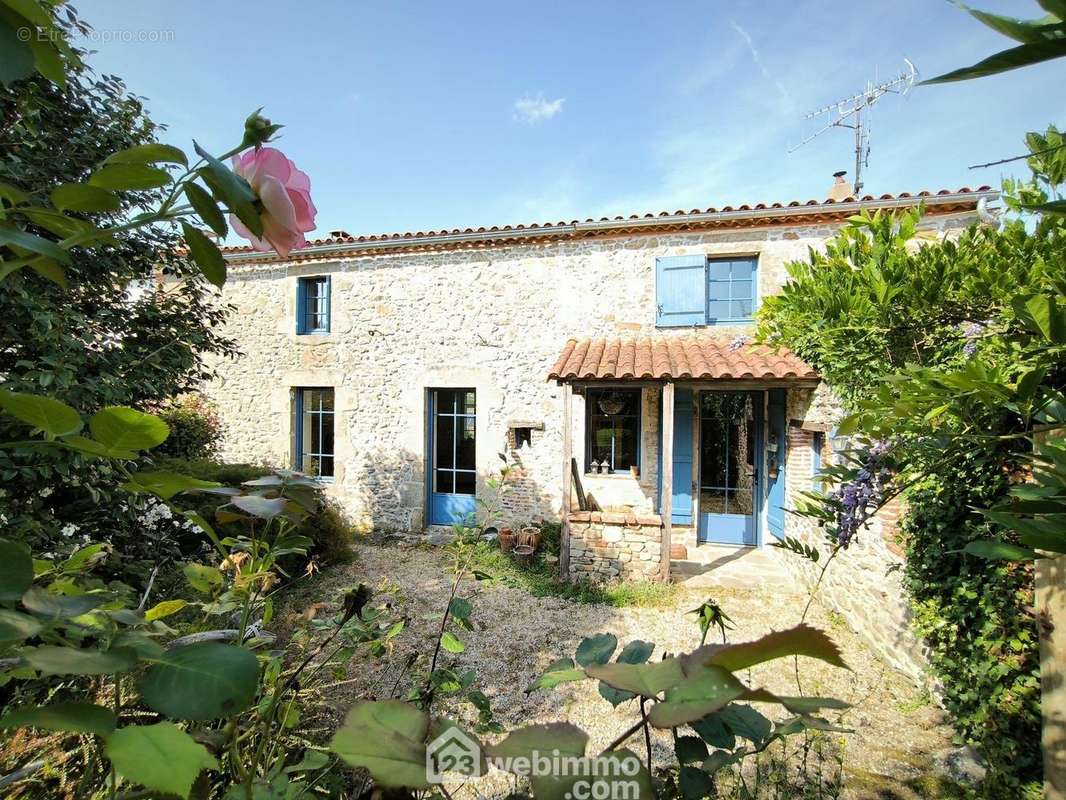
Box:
230, 147, 317, 257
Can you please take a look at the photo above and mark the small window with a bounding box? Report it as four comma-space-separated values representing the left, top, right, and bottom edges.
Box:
585, 389, 641, 474
297, 276, 330, 334
293, 387, 334, 479
811, 431, 824, 489
513, 427, 533, 448
655, 255, 758, 327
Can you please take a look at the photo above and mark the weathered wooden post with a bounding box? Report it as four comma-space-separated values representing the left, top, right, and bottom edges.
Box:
560, 383, 572, 580
660, 381, 674, 582
1038, 552, 1066, 798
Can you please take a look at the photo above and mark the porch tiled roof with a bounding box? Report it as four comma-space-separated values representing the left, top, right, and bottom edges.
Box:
548, 337, 817, 382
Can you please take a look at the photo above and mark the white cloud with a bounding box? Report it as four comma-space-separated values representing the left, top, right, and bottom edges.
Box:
513, 93, 565, 124
729, 20, 792, 112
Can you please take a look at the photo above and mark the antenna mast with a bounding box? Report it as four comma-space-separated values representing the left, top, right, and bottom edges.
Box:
789, 59, 918, 195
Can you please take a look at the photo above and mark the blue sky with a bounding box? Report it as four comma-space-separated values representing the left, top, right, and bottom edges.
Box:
83, 1, 1062, 239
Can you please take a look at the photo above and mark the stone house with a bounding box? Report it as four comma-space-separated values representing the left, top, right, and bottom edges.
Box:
209, 184, 995, 681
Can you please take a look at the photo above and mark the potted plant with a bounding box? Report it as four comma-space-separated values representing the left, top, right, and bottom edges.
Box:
498, 527, 516, 553
513, 544, 534, 566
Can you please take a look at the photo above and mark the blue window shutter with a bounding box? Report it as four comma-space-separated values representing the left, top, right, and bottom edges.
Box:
811, 432, 823, 490
323, 276, 331, 333
296, 279, 308, 334
656, 255, 706, 327
766, 389, 787, 539
292, 388, 304, 469
671, 388, 694, 525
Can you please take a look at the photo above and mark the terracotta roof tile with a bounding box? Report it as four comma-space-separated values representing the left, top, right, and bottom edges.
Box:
221, 187, 996, 262
548, 336, 817, 382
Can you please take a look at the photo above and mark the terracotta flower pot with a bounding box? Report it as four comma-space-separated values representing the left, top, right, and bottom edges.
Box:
498, 528, 516, 554
519, 526, 542, 551
513, 544, 534, 567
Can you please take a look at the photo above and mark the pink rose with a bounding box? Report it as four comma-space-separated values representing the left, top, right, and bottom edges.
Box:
230, 147, 317, 258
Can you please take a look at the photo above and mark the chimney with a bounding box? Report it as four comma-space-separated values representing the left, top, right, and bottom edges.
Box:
827, 170, 853, 201
329, 229, 351, 240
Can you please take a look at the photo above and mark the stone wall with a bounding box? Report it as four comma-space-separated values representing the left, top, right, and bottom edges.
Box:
771, 389, 929, 684
567, 511, 662, 581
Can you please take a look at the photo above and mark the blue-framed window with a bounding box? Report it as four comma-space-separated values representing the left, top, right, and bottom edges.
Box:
655, 255, 758, 327
811, 431, 824, 489
296, 276, 330, 334
293, 387, 334, 479
585, 388, 641, 474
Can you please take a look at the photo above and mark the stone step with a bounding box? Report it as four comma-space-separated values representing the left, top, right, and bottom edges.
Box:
670, 545, 796, 590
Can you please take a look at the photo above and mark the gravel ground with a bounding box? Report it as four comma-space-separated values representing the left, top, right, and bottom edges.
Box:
291, 543, 959, 799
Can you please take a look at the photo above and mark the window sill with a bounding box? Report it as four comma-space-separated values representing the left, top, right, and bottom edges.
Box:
655, 320, 755, 329
584, 472, 641, 480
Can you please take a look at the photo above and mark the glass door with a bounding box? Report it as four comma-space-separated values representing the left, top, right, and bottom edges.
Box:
697, 391, 761, 545
428, 389, 476, 525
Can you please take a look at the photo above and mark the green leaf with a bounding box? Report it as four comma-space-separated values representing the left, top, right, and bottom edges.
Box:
448, 597, 472, 619
183, 563, 223, 593
584, 657, 685, 697
23, 645, 137, 676
575, 633, 617, 666
679, 765, 715, 800
960, 6, 1063, 43
675, 735, 708, 765
230, 494, 288, 519
0, 702, 116, 735
0, 180, 28, 205
961, 540, 1038, 560
0, 14, 35, 88
440, 631, 465, 653
598, 639, 655, 706
529, 658, 586, 691
921, 39, 1066, 84
194, 141, 263, 238
121, 470, 222, 500
89, 406, 169, 451
184, 182, 227, 237
0, 389, 81, 436
60, 435, 136, 460
647, 666, 746, 728
0, 538, 33, 604
1025, 200, 1066, 216
106, 722, 218, 800
50, 183, 120, 213
703, 624, 848, 672
138, 642, 259, 720
104, 143, 188, 167
486, 722, 587, 762
692, 713, 734, 749
27, 257, 66, 288
62, 543, 109, 573
1038, 0, 1066, 20
718, 703, 772, 745
0, 608, 41, 645
144, 599, 188, 622
181, 222, 226, 288
329, 700, 430, 789
21, 586, 106, 619
88, 163, 171, 191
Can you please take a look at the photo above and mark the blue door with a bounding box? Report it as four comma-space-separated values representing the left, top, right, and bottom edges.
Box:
766, 389, 787, 540
428, 389, 477, 526
697, 391, 762, 546
671, 388, 694, 525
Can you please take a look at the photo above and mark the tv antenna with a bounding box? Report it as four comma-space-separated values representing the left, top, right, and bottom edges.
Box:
789, 59, 918, 195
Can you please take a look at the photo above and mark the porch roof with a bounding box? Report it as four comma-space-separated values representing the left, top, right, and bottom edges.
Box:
548, 336, 817, 383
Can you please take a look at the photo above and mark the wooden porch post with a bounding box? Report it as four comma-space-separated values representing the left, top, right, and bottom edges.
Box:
560, 383, 573, 580
660, 381, 674, 582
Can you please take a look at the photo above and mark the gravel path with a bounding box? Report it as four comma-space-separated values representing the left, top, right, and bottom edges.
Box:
292, 543, 958, 799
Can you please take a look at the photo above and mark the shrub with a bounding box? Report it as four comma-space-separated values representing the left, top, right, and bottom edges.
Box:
157, 457, 355, 569
152, 395, 223, 460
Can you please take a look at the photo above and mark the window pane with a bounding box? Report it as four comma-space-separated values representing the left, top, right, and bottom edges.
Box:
320, 389, 334, 412
461, 391, 476, 414
707, 260, 731, 281
585, 389, 640, 473
309, 411, 322, 455
735, 259, 756, 279
435, 415, 454, 469
707, 281, 729, 301
319, 456, 335, 479
730, 280, 753, 302
455, 470, 475, 495
321, 414, 335, 457
436, 390, 456, 414
435, 469, 454, 493
707, 300, 730, 321
731, 300, 753, 319
456, 417, 476, 470
613, 426, 637, 471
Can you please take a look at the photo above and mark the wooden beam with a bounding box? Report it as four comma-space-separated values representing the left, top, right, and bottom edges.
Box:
560, 383, 573, 580
660, 382, 674, 582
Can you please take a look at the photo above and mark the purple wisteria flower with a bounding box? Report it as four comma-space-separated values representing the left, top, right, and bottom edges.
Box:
827, 440, 894, 548
960, 321, 986, 357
